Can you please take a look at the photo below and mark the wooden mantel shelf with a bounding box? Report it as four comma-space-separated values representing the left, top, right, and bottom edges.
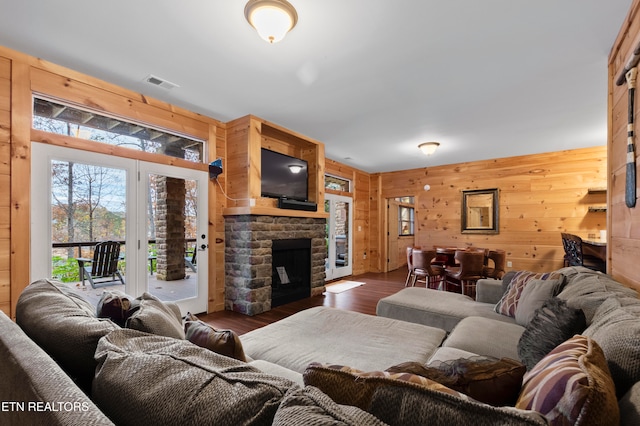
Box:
223, 206, 329, 219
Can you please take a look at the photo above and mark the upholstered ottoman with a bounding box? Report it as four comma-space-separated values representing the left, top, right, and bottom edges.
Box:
376, 287, 515, 332
240, 306, 447, 373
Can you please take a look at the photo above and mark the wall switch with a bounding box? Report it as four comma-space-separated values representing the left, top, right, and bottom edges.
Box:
507, 261, 513, 267
249, 198, 256, 207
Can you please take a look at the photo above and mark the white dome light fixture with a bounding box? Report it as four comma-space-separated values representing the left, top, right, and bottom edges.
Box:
418, 142, 440, 156
288, 164, 303, 174
244, 0, 298, 44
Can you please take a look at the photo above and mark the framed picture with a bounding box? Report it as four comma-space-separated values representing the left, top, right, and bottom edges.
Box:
461, 188, 499, 234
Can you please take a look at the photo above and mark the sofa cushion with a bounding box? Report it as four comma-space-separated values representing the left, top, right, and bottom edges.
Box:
15, 279, 119, 393
241, 306, 446, 373
557, 266, 638, 323
97, 289, 138, 327
93, 328, 295, 426
124, 292, 184, 339
273, 386, 386, 426
517, 297, 586, 370
386, 357, 526, 406
376, 287, 515, 333
0, 311, 115, 426
442, 316, 524, 361
583, 296, 640, 397
303, 363, 468, 411
514, 277, 565, 326
495, 271, 565, 318
516, 335, 619, 426
368, 380, 548, 426
184, 312, 246, 361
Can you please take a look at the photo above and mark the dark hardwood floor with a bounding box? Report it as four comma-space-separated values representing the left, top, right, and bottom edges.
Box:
199, 268, 409, 335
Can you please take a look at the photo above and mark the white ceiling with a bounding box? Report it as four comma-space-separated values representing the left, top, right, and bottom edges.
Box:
0, 0, 633, 172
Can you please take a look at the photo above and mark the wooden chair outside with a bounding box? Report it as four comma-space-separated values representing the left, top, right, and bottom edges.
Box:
444, 250, 485, 298
77, 241, 125, 288
411, 249, 445, 290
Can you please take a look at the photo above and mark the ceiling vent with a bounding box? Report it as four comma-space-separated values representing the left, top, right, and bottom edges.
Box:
144, 74, 179, 90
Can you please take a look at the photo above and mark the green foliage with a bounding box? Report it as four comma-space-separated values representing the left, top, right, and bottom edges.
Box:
51, 256, 80, 283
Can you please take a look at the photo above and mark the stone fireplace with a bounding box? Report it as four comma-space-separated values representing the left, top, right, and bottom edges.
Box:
224, 215, 326, 315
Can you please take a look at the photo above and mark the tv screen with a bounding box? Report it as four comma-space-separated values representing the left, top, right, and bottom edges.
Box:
261, 148, 309, 201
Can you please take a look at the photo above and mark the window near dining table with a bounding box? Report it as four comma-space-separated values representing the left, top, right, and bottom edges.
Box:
393, 196, 415, 236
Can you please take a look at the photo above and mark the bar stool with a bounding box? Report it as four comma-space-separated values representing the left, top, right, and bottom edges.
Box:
404, 246, 415, 287
444, 250, 485, 299
410, 249, 445, 290
483, 249, 506, 279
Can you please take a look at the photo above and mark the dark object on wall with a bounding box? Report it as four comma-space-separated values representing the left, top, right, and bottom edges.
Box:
278, 197, 317, 211
261, 148, 309, 201
625, 68, 637, 208
209, 158, 223, 180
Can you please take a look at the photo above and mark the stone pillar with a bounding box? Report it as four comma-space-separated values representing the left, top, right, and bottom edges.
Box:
155, 176, 186, 281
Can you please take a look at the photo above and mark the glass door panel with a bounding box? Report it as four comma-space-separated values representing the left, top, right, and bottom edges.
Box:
138, 164, 208, 314
325, 194, 353, 281
31, 144, 136, 300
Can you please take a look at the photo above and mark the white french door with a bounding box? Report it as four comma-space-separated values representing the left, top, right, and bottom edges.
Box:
325, 193, 353, 281
31, 144, 208, 314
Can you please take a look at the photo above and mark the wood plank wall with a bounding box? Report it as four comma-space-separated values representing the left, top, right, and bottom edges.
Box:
0, 45, 225, 317
608, 0, 640, 290
0, 57, 10, 316
372, 147, 608, 274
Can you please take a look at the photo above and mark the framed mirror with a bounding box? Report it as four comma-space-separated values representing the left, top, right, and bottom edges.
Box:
461, 188, 499, 234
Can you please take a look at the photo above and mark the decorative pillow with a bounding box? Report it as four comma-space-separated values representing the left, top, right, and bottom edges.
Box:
15, 279, 119, 393
184, 312, 246, 362
93, 329, 295, 425
514, 277, 566, 326
303, 363, 467, 411
494, 271, 565, 317
386, 357, 526, 406
583, 297, 640, 398
517, 297, 586, 370
97, 289, 138, 327
501, 270, 519, 295
125, 292, 184, 339
273, 386, 386, 426
516, 335, 619, 426
368, 380, 548, 426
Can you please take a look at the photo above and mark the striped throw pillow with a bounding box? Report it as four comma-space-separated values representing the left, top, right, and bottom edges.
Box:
516, 335, 619, 426
494, 271, 564, 317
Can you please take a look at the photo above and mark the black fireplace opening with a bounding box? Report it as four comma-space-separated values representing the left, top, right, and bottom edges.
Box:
271, 238, 311, 307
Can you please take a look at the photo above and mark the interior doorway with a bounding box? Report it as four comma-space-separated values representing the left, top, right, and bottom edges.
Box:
385, 197, 415, 272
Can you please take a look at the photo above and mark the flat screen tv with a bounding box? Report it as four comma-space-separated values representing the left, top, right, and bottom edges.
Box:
261, 148, 309, 202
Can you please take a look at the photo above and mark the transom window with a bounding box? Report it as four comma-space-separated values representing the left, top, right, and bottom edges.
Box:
325, 175, 351, 192
33, 97, 204, 163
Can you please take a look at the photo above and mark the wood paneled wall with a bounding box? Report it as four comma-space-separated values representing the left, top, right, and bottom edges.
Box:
372, 147, 608, 274
0, 57, 10, 316
608, 0, 640, 291
0, 45, 224, 317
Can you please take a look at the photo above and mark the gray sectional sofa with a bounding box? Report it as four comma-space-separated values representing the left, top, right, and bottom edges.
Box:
3, 266, 640, 425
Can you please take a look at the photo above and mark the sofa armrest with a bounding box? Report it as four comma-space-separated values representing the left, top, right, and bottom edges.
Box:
476, 279, 503, 304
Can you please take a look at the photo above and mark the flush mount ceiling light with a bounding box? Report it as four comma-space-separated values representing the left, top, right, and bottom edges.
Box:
288, 164, 303, 174
244, 0, 298, 44
418, 142, 440, 156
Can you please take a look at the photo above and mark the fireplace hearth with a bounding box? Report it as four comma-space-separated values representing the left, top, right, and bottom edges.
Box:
271, 238, 311, 307
224, 215, 326, 315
